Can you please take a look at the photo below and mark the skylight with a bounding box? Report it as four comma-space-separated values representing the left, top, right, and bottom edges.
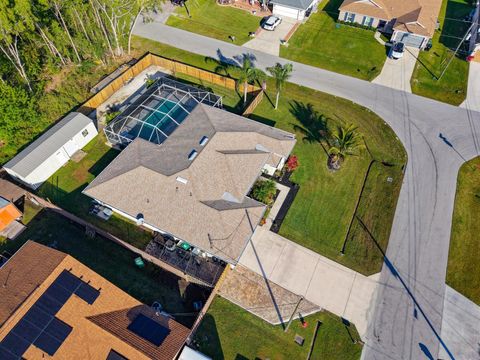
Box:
199, 135, 209, 146
188, 150, 198, 161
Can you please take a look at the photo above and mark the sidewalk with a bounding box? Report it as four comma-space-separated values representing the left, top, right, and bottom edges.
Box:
461, 61, 480, 112
238, 226, 384, 339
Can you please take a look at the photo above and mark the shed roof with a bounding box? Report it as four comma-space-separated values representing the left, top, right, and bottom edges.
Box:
3, 112, 94, 178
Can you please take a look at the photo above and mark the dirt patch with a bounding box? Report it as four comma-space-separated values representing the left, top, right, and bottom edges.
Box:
44, 65, 76, 93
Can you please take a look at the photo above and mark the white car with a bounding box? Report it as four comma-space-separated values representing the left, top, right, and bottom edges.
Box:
389, 42, 405, 60
262, 16, 282, 31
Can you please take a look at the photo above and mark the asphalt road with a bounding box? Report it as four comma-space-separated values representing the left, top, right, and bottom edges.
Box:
134, 22, 480, 360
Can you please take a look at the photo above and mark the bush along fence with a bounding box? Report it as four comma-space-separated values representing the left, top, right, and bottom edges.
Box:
78, 51, 261, 115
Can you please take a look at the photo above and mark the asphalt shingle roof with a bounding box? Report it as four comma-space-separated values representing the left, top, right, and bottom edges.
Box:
270, 0, 315, 10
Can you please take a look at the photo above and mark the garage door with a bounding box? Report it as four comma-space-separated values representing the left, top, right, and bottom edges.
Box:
396, 32, 425, 48
273, 4, 300, 20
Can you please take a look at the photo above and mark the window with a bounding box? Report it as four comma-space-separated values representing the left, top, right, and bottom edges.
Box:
344, 12, 355, 22
362, 16, 374, 27
82, 129, 89, 137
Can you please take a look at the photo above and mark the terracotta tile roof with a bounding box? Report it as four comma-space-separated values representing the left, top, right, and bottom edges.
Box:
0, 241, 67, 326
339, 0, 441, 37
0, 202, 22, 231
88, 305, 190, 360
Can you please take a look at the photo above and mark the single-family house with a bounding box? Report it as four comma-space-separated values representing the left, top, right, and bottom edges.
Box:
83, 79, 296, 264
3, 112, 97, 189
0, 241, 190, 359
270, 0, 319, 20
338, 0, 442, 48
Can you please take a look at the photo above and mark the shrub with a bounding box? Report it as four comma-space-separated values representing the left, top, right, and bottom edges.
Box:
286, 155, 299, 172
251, 179, 277, 205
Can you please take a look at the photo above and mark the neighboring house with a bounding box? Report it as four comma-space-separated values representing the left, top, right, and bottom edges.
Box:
3, 112, 97, 189
0, 197, 21, 232
0, 241, 190, 360
270, 0, 318, 20
339, 0, 442, 48
83, 79, 296, 264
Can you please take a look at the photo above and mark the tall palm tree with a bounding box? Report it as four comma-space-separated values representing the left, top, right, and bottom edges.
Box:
328, 124, 365, 168
267, 62, 293, 109
237, 55, 266, 103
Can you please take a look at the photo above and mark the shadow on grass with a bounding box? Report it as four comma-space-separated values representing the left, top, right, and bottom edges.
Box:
289, 101, 330, 155
88, 147, 119, 176
194, 313, 225, 359
439, 0, 473, 54
248, 113, 276, 127
323, 0, 343, 21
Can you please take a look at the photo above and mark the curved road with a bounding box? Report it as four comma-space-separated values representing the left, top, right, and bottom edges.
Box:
134, 22, 480, 359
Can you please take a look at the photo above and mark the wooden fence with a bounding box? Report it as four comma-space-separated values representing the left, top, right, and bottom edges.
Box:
242, 89, 264, 117
79, 52, 260, 114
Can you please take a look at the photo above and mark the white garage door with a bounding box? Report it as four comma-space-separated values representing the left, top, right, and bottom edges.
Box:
273, 4, 300, 20
396, 32, 425, 48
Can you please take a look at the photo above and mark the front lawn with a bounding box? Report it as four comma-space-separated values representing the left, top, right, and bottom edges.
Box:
280, 0, 386, 80
446, 157, 480, 305
166, 0, 260, 45
2, 210, 210, 326
194, 296, 362, 359
252, 82, 406, 275
410, 0, 472, 105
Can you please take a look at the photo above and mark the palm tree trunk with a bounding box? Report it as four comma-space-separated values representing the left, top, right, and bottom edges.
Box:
243, 81, 248, 103
275, 90, 280, 109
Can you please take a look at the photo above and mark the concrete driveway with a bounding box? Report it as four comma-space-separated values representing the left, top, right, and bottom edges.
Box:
239, 226, 382, 339
244, 17, 298, 56
372, 47, 419, 93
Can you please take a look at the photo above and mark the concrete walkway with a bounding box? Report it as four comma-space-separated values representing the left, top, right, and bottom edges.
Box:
133, 21, 480, 360
373, 48, 419, 93
239, 227, 381, 339
461, 61, 480, 112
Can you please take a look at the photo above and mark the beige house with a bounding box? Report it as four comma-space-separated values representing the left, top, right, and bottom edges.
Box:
84, 83, 296, 264
338, 0, 442, 48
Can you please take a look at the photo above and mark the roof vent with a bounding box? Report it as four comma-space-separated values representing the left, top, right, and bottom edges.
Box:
188, 150, 198, 161
199, 136, 209, 146
176, 176, 188, 185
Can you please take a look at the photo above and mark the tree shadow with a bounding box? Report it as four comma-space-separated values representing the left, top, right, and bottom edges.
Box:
193, 313, 225, 359
289, 101, 330, 155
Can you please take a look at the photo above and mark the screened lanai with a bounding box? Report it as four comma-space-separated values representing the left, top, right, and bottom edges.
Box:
104, 78, 223, 147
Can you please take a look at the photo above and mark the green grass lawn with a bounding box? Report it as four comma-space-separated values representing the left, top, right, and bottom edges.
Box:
410, 0, 472, 105
280, 0, 386, 80
194, 296, 362, 359
37, 135, 153, 250
446, 157, 480, 305
166, 0, 260, 45
1, 210, 209, 326
252, 82, 406, 275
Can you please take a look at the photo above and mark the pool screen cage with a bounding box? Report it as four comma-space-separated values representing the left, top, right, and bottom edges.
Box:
104, 77, 223, 148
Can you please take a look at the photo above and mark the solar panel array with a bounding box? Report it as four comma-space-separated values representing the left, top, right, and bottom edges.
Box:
127, 314, 170, 346
0, 270, 100, 359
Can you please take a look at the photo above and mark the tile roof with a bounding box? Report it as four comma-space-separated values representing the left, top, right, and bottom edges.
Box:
84, 104, 295, 262
0, 202, 22, 231
0, 241, 189, 359
0, 241, 67, 326
339, 0, 442, 37
88, 305, 190, 360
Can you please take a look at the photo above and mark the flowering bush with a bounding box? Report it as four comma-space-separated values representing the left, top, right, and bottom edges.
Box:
285, 155, 299, 172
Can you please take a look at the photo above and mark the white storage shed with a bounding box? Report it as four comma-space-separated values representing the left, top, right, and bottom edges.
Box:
3, 112, 97, 189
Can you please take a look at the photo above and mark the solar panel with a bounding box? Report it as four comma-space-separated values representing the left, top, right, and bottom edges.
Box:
1, 332, 31, 356
0, 269, 100, 358
127, 314, 170, 346
106, 349, 129, 360
43, 317, 72, 342
75, 282, 100, 305
34, 331, 63, 356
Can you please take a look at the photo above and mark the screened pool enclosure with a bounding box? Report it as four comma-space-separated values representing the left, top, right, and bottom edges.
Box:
104, 78, 223, 147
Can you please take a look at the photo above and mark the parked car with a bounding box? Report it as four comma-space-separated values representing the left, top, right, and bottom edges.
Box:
262, 15, 282, 31
389, 42, 405, 59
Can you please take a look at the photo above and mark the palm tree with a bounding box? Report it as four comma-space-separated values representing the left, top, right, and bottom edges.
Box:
328, 124, 365, 169
252, 179, 277, 204
237, 55, 266, 103
267, 62, 293, 109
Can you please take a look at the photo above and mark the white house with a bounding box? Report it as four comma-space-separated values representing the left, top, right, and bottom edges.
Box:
270, 0, 318, 21
4, 112, 97, 189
